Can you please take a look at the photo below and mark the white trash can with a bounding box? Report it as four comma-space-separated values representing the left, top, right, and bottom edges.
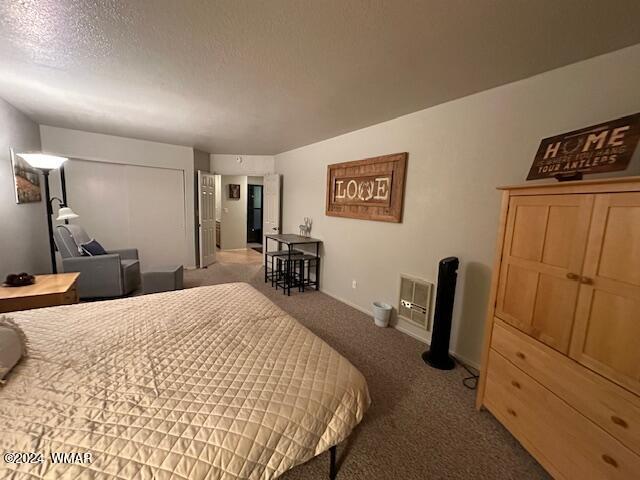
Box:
372, 302, 392, 327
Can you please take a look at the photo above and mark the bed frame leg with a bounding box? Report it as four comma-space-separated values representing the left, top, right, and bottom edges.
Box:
329, 445, 337, 479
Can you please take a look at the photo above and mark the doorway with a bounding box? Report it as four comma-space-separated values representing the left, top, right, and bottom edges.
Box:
247, 183, 263, 252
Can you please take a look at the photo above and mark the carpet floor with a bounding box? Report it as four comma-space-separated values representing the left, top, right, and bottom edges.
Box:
185, 261, 549, 480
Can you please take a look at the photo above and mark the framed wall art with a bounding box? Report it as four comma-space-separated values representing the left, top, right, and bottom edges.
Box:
10, 148, 42, 204
228, 183, 241, 199
326, 152, 407, 222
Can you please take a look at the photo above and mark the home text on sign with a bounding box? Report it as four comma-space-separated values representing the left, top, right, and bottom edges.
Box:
527, 113, 640, 180
333, 174, 392, 205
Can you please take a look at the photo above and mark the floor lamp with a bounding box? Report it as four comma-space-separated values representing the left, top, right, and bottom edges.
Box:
16, 153, 78, 274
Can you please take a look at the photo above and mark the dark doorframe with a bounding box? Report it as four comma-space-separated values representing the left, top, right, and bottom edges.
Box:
247, 184, 263, 244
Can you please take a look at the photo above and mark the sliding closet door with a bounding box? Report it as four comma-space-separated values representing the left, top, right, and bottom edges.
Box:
126, 165, 187, 266
57, 159, 188, 267
58, 160, 129, 249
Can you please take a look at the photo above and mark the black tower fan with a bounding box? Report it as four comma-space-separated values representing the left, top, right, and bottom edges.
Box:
422, 257, 459, 370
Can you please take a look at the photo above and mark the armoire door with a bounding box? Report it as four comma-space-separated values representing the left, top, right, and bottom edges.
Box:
570, 192, 640, 395
495, 194, 594, 353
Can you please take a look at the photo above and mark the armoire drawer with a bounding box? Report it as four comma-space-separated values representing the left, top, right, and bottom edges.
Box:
485, 349, 640, 480
490, 318, 640, 455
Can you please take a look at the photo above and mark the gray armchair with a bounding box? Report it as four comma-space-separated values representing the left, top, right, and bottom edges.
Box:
53, 225, 141, 299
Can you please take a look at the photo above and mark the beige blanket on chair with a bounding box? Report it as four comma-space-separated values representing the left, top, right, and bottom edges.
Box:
0, 283, 370, 479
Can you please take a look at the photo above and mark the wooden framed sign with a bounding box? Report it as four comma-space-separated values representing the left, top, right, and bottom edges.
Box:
527, 113, 640, 180
326, 152, 407, 222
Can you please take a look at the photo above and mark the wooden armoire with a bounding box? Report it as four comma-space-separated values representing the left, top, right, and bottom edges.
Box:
477, 177, 640, 480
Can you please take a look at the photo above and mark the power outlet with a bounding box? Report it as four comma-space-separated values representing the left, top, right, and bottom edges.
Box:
352, 280, 357, 289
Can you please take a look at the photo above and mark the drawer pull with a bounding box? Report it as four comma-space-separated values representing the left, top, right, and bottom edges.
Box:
506, 408, 517, 417
611, 416, 629, 429
566, 272, 580, 281
510, 380, 521, 389
601, 454, 618, 468
580, 276, 594, 285
515, 352, 526, 360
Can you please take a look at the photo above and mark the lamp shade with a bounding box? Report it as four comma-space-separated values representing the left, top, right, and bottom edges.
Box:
17, 153, 68, 170
56, 207, 79, 221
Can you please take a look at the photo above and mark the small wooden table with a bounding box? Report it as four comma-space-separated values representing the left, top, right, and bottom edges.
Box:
264, 234, 322, 295
0, 273, 80, 314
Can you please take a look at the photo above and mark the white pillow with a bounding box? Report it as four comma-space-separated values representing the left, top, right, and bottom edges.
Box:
0, 316, 26, 382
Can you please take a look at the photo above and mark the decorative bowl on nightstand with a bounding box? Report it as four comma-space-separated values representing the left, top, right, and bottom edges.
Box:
3, 273, 36, 287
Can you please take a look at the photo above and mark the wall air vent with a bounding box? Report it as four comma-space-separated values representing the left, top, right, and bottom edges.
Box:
398, 274, 433, 330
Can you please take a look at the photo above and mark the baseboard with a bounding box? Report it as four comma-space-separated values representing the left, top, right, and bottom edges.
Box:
450, 351, 480, 370
319, 286, 480, 370
393, 323, 428, 344
320, 287, 372, 316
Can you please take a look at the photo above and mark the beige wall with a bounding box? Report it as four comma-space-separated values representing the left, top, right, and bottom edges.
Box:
0, 98, 50, 277
220, 175, 248, 250
275, 45, 640, 367
211, 154, 274, 176
193, 149, 211, 173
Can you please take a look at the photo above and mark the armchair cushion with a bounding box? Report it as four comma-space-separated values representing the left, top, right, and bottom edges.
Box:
54, 225, 89, 258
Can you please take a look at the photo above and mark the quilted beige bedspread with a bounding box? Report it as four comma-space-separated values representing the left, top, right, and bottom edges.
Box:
0, 283, 370, 479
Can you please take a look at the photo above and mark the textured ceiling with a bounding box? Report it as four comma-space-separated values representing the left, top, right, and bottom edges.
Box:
1, 1, 639, 154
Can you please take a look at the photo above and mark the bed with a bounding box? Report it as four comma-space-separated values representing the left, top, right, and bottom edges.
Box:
0, 283, 370, 479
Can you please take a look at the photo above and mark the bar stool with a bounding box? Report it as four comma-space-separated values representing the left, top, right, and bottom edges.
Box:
297, 254, 320, 291
264, 249, 301, 286
275, 253, 305, 295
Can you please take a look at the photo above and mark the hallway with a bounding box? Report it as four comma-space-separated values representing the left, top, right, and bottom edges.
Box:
213, 248, 263, 265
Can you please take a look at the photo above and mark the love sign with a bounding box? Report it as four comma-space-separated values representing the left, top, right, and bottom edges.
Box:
326, 153, 407, 222
332, 174, 392, 206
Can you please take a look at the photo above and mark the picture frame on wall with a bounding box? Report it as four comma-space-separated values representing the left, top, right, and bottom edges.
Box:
10, 148, 42, 204
326, 152, 407, 222
228, 183, 241, 199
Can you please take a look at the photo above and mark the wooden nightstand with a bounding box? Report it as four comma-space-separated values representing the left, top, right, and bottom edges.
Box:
0, 273, 80, 313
